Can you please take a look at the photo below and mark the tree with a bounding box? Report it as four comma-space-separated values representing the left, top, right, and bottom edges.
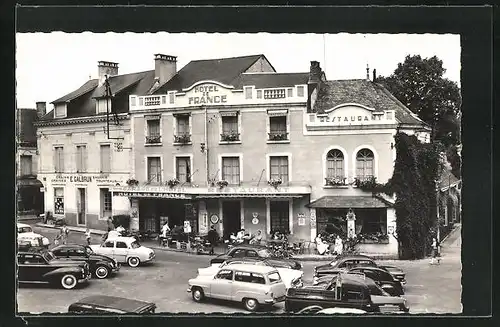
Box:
377, 55, 461, 176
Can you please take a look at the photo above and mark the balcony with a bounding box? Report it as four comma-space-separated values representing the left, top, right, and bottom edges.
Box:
268, 132, 289, 142
324, 177, 348, 187
264, 89, 286, 99
144, 96, 161, 106
220, 132, 240, 142
173, 133, 191, 145
145, 135, 162, 145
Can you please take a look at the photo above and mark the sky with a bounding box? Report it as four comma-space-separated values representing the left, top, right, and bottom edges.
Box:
16, 32, 461, 109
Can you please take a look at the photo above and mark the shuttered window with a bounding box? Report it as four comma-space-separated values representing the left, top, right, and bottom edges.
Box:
100, 144, 111, 173
54, 146, 64, 172
176, 115, 189, 135
147, 157, 162, 183
176, 157, 191, 183
269, 156, 289, 183
356, 149, 374, 180
76, 145, 87, 172
222, 157, 240, 185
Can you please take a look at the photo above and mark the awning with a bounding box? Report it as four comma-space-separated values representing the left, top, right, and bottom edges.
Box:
17, 178, 43, 187
307, 196, 391, 209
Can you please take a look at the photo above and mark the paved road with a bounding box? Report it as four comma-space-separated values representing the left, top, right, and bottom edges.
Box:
16, 226, 462, 314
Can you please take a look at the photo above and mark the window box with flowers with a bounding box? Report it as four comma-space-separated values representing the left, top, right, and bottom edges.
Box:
216, 180, 229, 188
173, 134, 191, 145
324, 177, 348, 188
267, 178, 282, 188
357, 233, 390, 244
354, 176, 388, 193
268, 132, 289, 141
126, 179, 139, 187
220, 132, 240, 142
167, 178, 180, 188
145, 135, 162, 145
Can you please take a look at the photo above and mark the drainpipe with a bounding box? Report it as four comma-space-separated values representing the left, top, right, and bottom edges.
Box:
204, 105, 209, 184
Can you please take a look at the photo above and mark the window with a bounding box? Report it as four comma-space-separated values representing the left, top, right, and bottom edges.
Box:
103, 241, 114, 248
20, 155, 32, 176
244, 86, 253, 99
100, 144, 111, 173
356, 149, 374, 180
269, 156, 289, 183
131, 241, 141, 249
176, 157, 191, 183
76, 145, 87, 172
146, 118, 161, 144
222, 157, 240, 185
116, 241, 128, 249
216, 269, 233, 280
297, 86, 305, 97
246, 250, 258, 257
250, 273, 266, 284
176, 115, 189, 136
221, 115, 239, 141
54, 187, 64, 214
234, 271, 252, 282
169, 92, 175, 104
269, 116, 288, 141
326, 149, 345, 185
147, 157, 162, 184
270, 201, 290, 234
268, 272, 281, 284
54, 146, 64, 172
256, 90, 263, 99
287, 88, 293, 97
231, 249, 246, 258
100, 188, 112, 218
54, 104, 66, 117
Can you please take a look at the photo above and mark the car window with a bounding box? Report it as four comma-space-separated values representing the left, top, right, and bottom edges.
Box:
257, 249, 271, 258
337, 260, 349, 268
359, 260, 376, 267
364, 270, 378, 280
234, 271, 252, 282
103, 241, 114, 248
23, 254, 45, 264
52, 248, 64, 256
231, 249, 246, 258
18, 227, 33, 233
116, 241, 128, 249
379, 271, 393, 281
69, 249, 86, 256
342, 288, 364, 301
130, 241, 141, 249
268, 272, 281, 284
215, 269, 233, 280
250, 273, 266, 284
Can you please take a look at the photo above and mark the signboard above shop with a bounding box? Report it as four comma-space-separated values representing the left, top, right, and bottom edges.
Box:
49, 174, 126, 185
308, 104, 396, 126
186, 83, 231, 106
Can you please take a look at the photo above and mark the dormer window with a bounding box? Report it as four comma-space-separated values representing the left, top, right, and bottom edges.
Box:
54, 104, 67, 118
96, 98, 112, 114
244, 86, 253, 99
168, 91, 176, 104
296, 86, 305, 97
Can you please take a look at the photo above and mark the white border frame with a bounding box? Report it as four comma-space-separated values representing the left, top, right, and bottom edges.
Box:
322, 145, 349, 184
218, 153, 243, 184
352, 144, 379, 181
265, 152, 293, 183
144, 155, 164, 184
173, 154, 194, 182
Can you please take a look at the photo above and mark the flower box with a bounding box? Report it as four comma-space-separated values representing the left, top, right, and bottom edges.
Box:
126, 179, 139, 186
220, 132, 240, 142
167, 178, 180, 188
268, 132, 288, 141
268, 178, 282, 188
325, 177, 347, 186
216, 180, 229, 188
145, 135, 161, 144
173, 134, 191, 144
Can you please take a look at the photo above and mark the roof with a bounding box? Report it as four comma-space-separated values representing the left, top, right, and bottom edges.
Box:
233, 72, 309, 89
313, 79, 428, 127
308, 196, 391, 209
224, 263, 278, 274
92, 71, 151, 98
153, 54, 266, 94
72, 295, 154, 313
439, 167, 460, 190
17, 108, 38, 143
105, 236, 138, 243
51, 80, 99, 104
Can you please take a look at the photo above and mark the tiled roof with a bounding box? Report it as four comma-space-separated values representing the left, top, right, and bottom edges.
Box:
153, 54, 265, 94
313, 79, 428, 127
92, 71, 152, 98
233, 72, 309, 89
308, 195, 390, 209
51, 80, 99, 104
17, 108, 38, 143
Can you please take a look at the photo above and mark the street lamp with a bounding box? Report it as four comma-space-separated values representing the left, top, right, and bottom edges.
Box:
434, 179, 441, 252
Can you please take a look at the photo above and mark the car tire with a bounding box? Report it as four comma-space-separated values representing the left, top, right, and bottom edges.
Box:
243, 298, 259, 312
61, 274, 77, 289
127, 257, 140, 267
94, 265, 110, 279
191, 287, 205, 302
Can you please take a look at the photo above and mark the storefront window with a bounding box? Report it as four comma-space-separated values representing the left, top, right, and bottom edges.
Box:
54, 187, 64, 215
270, 201, 289, 234
356, 149, 374, 180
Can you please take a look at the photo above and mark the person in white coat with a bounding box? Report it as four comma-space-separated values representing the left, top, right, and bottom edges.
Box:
334, 235, 343, 256
315, 233, 329, 255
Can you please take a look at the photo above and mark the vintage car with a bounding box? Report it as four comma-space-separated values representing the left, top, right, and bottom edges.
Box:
313, 254, 406, 285
210, 244, 302, 270
90, 236, 155, 267
285, 273, 410, 313
17, 223, 50, 248
51, 244, 120, 279
188, 264, 287, 311
296, 305, 367, 314
198, 257, 303, 289
17, 250, 91, 289
68, 295, 156, 314
347, 266, 404, 296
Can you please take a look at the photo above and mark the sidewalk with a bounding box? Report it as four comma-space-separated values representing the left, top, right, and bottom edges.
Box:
35, 222, 107, 236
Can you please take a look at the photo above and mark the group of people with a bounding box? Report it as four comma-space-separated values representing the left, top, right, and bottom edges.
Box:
227, 229, 263, 245
315, 233, 344, 256
54, 224, 70, 246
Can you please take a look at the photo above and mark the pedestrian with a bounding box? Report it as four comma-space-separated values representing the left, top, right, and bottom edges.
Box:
430, 237, 440, 264
250, 230, 263, 245
207, 225, 218, 255
334, 235, 343, 256
107, 217, 113, 232
85, 228, 91, 245
54, 229, 63, 246
61, 224, 69, 244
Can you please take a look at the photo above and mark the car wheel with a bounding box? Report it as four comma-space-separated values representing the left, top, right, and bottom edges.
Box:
94, 265, 110, 279
191, 287, 205, 302
243, 298, 259, 312
61, 274, 77, 289
127, 257, 140, 267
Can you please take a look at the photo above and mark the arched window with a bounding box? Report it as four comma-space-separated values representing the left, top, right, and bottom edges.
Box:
356, 149, 374, 180
326, 149, 344, 184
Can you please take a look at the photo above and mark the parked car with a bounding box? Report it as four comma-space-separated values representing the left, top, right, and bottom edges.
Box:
51, 244, 120, 279
198, 257, 303, 289
210, 244, 302, 270
285, 273, 409, 313
17, 223, 50, 248
68, 295, 156, 314
17, 250, 91, 289
296, 305, 367, 314
313, 254, 406, 284
188, 264, 287, 312
347, 266, 404, 296
90, 236, 155, 267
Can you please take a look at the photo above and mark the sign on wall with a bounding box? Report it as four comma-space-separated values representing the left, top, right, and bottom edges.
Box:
310, 105, 393, 126
49, 174, 125, 185
187, 83, 229, 105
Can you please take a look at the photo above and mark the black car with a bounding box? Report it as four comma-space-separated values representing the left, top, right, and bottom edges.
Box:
313, 255, 406, 284
348, 266, 404, 296
68, 295, 156, 314
51, 244, 120, 279
210, 244, 302, 270
17, 250, 91, 289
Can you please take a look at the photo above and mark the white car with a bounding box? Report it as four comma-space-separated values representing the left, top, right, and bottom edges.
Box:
17, 223, 50, 247
90, 236, 155, 267
198, 258, 303, 289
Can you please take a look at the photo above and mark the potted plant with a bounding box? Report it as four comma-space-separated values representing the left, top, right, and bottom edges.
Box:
126, 179, 139, 187
220, 131, 240, 142
268, 132, 288, 141
216, 180, 229, 188
174, 134, 191, 144
325, 177, 346, 186
167, 178, 180, 188
268, 178, 282, 188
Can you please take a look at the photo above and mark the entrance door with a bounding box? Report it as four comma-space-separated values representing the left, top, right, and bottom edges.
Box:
77, 188, 86, 225
222, 201, 241, 239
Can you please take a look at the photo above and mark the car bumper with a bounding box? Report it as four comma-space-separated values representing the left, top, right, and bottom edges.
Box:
264, 296, 286, 304
78, 273, 91, 284
111, 264, 120, 273
187, 286, 192, 293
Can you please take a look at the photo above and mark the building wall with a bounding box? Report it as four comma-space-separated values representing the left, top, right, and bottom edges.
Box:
244, 57, 276, 73
16, 147, 38, 177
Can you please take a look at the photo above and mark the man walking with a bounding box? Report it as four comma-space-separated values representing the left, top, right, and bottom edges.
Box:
207, 225, 218, 255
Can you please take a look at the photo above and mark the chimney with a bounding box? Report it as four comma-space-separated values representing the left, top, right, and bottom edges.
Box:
366, 64, 370, 81
154, 54, 177, 85
308, 61, 322, 85
98, 61, 119, 86
372, 69, 377, 82
35, 101, 46, 119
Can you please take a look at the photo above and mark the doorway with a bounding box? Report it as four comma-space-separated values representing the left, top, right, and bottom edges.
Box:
222, 201, 241, 240
76, 188, 86, 225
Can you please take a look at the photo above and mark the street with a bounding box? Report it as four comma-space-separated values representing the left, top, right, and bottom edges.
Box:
16, 226, 462, 314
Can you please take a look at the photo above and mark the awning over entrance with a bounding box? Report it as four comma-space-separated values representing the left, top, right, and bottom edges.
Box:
308, 195, 392, 209
17, 178, 43, 187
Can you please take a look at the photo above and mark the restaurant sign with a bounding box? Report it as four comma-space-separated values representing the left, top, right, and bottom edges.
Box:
114, 192, 192, 199
312, 105, 390, 125
208, 186, 291, 194
187, 83, 230, 105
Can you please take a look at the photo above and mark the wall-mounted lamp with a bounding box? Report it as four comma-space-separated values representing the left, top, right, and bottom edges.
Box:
390, 142, 394, 149
200, 142, 206, 153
